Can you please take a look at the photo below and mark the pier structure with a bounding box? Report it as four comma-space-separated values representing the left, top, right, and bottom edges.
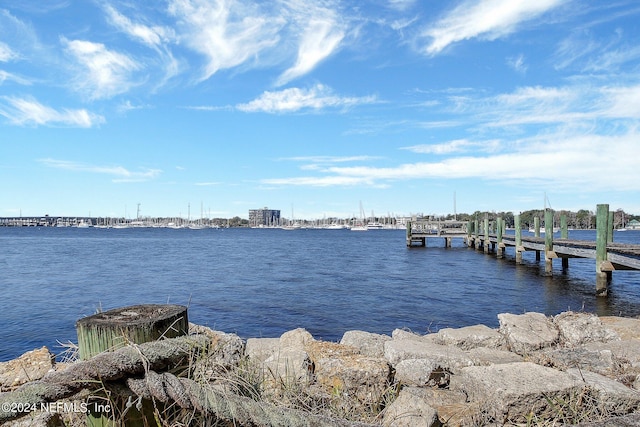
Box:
406, 204, 640, 296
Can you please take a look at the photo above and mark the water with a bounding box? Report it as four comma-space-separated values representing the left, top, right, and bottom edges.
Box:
2, 227, 640, 362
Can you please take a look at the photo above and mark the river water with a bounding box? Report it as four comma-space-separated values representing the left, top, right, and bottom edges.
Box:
2, 227, 640, 361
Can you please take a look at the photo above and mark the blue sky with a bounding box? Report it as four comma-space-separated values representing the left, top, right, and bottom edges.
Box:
1, 0, 639, 220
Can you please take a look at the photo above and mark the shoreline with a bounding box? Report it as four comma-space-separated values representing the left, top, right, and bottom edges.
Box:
2, 310, 640, 425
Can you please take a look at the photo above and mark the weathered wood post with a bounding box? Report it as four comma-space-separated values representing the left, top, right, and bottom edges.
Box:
544, 208, 555, 275
474, 219, 481, 250
560, 214, 569, 269
466, 220, 473, 247
534, 216, 541, 261
76, 304, 189, 426
596, 204, 611, 296
483, 214, 490, 254
496, 217, 504, 259
515, 214, 523, 264
406, 220, 411, 247
608, 211, 614, 243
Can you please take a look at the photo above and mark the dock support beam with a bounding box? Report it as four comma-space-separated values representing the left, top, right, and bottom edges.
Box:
483, 215, 490, 254
515, 214, 523, 264
544, 208, 554, 275
596, 204, 611, 296
496, 217, 504, 259
534, 217, 541, 261
561, 215, 569, 269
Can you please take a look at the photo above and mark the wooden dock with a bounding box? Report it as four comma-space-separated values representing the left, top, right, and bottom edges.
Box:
406, 204, 640, 296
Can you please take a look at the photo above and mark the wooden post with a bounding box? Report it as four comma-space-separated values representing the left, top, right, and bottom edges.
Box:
515, 214, 523, 264
496, 217, 504, 259
76, 304, 189, 426
483, 214, 490, 254
608, 211, 614, 243
406, 220, 411, 247
534, 216, 541, 261
560, 215, 569, 269
596, 204, 610, 296
544, 208, 554, 275
466, 220, 473, 247
474, 219, 480, 250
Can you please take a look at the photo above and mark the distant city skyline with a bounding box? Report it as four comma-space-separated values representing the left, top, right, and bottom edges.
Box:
1, 1, 639, 219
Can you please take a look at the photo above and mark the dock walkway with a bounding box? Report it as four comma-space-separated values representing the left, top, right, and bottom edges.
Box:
406, 204, 640, 296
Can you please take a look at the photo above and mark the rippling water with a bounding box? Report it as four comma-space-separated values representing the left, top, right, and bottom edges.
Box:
2, 227, 640, 361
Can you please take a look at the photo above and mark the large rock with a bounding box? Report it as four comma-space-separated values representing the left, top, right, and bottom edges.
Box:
189, 324, 245, 369
567, 368, 640, 415
450, 361, 582, 423
464, 347, 523, 366
585, 340, 640, 367
498, 312, 559, 355
340, 330, 391, 358
531, 347, 623, 376
435, 324, 504, 350
599, 316, 640, 341
384, 339, 473, 370
0, 347, 54, 391
394, 359, 451, 388
263, 348, 313, 385
553, 312, 619, 346
245, 338, 279, 362
280, 328, 315, 350
382, 387, 440, 427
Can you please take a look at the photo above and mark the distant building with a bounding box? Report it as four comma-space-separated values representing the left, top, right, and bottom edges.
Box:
249, 207, 281, 227
626, 219, 640, 230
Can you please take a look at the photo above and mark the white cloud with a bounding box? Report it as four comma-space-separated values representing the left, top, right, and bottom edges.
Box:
38, 158, 162, 182
237, 84, 376, 113
0, 41, 17, 62
104, 5, 174, 48
507, 53, 527, 73
276, 1, 345, 86
0, 96, 105, 127
421, 0, 562, 55
168, 0, 282, 81
403, 139, 501, 155
62, 37, 140, 100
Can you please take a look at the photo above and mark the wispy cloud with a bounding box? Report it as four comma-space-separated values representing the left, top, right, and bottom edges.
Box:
0, 41, 17, 62
275, 1, 345, 86
62, 37, 141, 100
167, 0, 282, 81
103, 4, 180, 85
403, 139, 501, 155
0, 96, 104, 127
236, 84, 376, 113
420, 0, 562, 55
104, 5, 174, 48
507, 53, 527, 73
38, 158, 162, 182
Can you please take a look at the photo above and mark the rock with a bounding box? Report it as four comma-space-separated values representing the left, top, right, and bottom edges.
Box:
553, 312, 619, 346
464, 347, 523, 366
189, 324, 245, 369
396, 388, 470, 426
394, 359, 451, 388
531, 347, 623, 376
600, 316, 640, 341
0, 347, 54, 390
498, 312, 559, 355
585, 340, 640, 367
340, 330, 391, 358
567, 368, 640, 415
384, 338, 473, 370
382, 387, 440, 427
280, 328, 315, 350
245, 338, 280, 362
450, 361, 582, 423
435, 324, 504, 350
391, 329, 436, 342
263, 348, 313, 385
